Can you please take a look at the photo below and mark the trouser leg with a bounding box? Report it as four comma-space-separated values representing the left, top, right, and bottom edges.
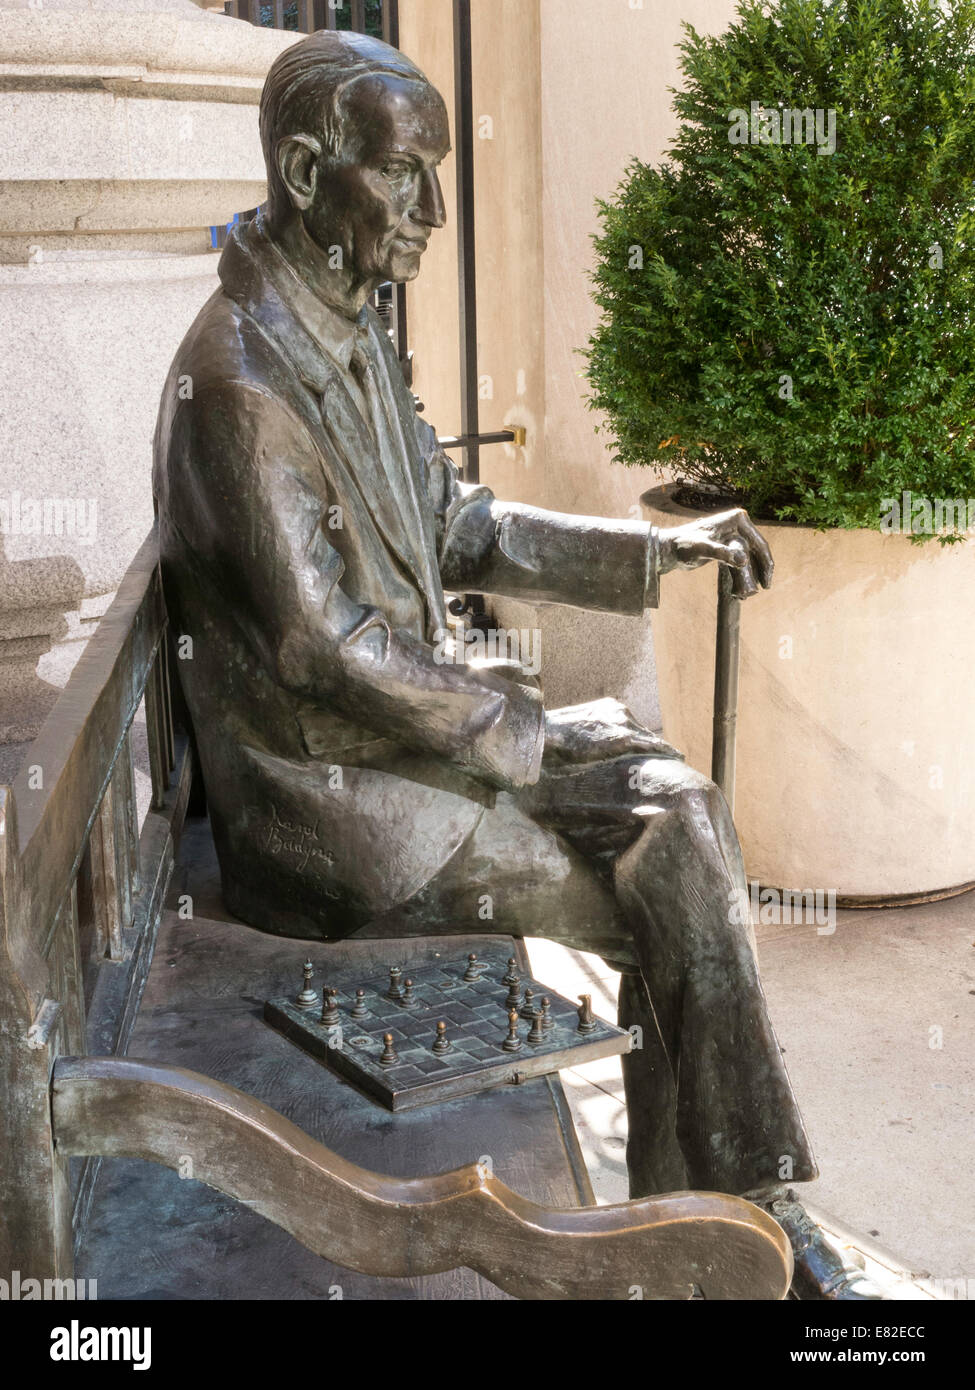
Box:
610, 771, 818, 1197
616, 969, 689, 1194
361, 759, 816, 1199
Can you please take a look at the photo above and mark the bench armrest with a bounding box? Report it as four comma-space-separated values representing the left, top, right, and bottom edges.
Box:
53, 1055, 791, 1300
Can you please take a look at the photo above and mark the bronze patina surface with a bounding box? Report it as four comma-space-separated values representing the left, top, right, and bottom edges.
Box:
152, 29, 877, 1298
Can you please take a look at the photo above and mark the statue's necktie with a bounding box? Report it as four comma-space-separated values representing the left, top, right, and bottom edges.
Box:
349, 333, 422, 560
349, 332, 441, 626
349, 336, 381, 438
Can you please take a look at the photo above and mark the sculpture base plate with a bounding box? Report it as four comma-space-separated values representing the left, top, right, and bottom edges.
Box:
264, 945, 631, 1112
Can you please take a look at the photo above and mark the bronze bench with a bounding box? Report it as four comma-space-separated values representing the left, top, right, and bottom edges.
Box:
0, 530, 791, 1300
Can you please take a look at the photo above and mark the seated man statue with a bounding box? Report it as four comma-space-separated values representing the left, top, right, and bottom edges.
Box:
154, 29, 876, 1299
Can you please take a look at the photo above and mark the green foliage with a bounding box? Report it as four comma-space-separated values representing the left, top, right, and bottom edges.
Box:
585, 0, 975, 533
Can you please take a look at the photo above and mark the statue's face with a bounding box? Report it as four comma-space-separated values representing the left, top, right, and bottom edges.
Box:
309, 74, 450, 286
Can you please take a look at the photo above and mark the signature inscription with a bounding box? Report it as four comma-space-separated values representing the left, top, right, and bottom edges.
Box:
262, 804, 335, 872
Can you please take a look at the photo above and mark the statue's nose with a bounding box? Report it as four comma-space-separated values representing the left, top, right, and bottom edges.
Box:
414, 168, 446, 230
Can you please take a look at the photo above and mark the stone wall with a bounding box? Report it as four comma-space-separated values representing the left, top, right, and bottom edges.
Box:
0, 0, 293, 778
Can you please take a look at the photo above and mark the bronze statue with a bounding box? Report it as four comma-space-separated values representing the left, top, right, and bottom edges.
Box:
153, 30, 877, 1299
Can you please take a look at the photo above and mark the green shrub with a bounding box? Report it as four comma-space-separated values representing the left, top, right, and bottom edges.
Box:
585, 0, 975, 535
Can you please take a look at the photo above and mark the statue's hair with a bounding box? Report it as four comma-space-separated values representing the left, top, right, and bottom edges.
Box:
259, 30, 431, 211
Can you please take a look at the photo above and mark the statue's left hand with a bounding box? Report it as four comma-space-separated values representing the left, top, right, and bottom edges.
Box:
658, 508, 773, 599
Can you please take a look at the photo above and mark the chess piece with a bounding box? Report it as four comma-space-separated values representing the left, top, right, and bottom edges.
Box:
502, 1008, 523, 1053
505, 977, 522, 1011
320, 988, 340, 1026
540, 996, 554, 1032
577, 994, 597, 1034
402, 977, 414, 1003
527, 1008, 545, 1045
379, 1033, 399, 1067
432, 1020, 451, 1055
387, 965, 405, 1001
502, 957, 519, 987
296, 960, 318, 1009
519, 987, 536, 1020
350, 989, 368, 1019
463, 953, 481, 982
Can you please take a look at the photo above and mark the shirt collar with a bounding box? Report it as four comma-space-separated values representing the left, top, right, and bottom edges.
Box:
219, 211, 371, 386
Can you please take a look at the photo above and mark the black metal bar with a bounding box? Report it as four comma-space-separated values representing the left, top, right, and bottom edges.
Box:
392, 284, 409, 372
438, 431, 516, 450
453, 0, 479, 485
711, 568, 742, 809
381, 1, 408, 369
296, 0, 323, 29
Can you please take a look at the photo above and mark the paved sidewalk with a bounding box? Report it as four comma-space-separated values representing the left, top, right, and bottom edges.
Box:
526, 887, 975, 1292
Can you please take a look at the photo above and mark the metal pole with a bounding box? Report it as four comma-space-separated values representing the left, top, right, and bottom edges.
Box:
452, 0, 480, 485
380, 1, 409, 373
711, 568, 741, 809
297, 0, 328, 30
382, 0, 399, 44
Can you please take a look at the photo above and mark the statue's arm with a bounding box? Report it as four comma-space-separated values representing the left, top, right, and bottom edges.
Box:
168, 383, 544, 791
443, 488, 660, 614
419, 423, 659, 614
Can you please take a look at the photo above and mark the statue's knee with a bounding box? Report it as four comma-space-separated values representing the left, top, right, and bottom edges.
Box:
631, 758, 720, 806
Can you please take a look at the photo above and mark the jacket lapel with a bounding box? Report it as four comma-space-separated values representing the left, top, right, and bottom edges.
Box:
219, 220, 445, 628
364, 318, 447, 630
316, 358, 427, 592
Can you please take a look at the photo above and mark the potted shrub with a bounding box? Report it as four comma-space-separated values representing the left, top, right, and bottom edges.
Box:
586, 0, 975, 901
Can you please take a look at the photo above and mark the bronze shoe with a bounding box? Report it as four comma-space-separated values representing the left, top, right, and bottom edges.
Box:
766, 1192, 885, 1300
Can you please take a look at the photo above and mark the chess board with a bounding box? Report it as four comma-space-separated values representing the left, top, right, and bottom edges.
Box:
264, 946, 632, 1111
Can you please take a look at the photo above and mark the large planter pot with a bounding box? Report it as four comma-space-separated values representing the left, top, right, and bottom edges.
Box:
641, 484, 975, 903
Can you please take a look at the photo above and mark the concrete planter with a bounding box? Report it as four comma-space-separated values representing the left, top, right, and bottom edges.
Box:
641, 483, 975, 904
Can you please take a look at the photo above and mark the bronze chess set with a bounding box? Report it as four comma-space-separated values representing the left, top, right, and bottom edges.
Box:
264, 947, 632, 1111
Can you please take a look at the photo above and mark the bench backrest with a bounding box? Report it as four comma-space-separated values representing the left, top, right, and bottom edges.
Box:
0, 530, 179, 1278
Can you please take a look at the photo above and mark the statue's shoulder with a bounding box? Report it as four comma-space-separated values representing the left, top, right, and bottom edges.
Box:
155, 289, 317, 506
169, 287, 286, 406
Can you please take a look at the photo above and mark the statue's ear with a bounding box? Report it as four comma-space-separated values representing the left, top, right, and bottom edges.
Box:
276, 134, 323, 212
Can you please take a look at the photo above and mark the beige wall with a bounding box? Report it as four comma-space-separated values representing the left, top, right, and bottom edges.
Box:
399, 0, 740, 722
399, 0, 545, 507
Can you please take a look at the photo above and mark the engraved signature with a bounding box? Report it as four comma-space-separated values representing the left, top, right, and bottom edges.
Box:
262, 804, 335, 872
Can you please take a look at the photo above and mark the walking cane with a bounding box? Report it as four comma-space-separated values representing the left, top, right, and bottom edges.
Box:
711, 567, 741, 810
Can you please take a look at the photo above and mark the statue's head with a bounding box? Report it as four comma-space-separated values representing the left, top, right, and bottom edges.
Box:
260, 30, 449, 291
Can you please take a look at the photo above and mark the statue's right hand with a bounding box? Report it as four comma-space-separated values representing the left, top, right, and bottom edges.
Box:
542, 698, 682, 766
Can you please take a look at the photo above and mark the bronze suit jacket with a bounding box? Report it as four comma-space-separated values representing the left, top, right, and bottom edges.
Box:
153, 214, 661, 938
